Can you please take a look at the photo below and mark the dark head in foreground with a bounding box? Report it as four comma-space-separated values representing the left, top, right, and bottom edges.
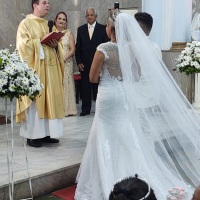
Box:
109, 175, 157, 200
192, 185, 200, 200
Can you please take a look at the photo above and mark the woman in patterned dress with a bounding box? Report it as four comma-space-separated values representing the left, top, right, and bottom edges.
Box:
55, 12, 77, 116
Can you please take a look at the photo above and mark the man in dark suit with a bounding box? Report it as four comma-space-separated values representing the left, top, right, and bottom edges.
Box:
75, 7, 109, 116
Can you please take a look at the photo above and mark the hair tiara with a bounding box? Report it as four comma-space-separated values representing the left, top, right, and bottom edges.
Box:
109, 8, 121, 23
135, 174, 151, 200
111, 174, 151, 200
112, 8, 121, 21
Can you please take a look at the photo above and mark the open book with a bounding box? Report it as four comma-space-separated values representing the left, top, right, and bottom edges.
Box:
41, 32, 64, 44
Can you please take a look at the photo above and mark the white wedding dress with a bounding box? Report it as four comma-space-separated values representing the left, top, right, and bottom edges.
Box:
75, 13, 200, 200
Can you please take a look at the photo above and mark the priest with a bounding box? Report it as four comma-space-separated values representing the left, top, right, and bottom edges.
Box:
16, 0, 65, 147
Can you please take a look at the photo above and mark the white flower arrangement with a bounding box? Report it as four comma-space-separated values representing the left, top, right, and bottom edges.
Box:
0, 48, 43, 101
175, 41, 200, 75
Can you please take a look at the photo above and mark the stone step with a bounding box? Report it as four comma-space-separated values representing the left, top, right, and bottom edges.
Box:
0, 164, 79, 200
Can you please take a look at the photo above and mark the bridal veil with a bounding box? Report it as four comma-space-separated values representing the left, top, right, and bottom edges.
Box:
115, 11, 200, 198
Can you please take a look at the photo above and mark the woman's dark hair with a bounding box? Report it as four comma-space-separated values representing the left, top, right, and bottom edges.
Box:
31, 0, 39, 10
109, 175, 157, 200
54, 11, 68, 26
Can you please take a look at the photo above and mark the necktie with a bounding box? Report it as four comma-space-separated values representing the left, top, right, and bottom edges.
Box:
89, 25, 93, 39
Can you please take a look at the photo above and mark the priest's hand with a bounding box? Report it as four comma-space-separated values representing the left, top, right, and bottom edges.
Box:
46, 39, 58, 48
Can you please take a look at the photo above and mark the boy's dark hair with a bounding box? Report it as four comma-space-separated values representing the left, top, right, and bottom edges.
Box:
109, 175, 157, 200
134, 12, 153, 35
32, 0, 39, 10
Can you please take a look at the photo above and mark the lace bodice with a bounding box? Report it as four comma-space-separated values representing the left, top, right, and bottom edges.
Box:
97, 42, 122, 82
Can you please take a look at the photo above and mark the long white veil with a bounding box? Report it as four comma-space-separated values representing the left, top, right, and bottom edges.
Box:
115, 12, 200, 199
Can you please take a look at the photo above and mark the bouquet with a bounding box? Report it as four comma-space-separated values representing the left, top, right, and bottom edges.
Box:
175, 41, 200, 75
0, 48, 43, 101
166, 187, 185, 200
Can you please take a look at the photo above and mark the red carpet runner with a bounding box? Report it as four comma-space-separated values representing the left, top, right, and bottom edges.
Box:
52, 185, 76, 200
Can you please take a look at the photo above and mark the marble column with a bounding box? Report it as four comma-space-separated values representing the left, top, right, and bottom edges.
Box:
193, 0, 200, 17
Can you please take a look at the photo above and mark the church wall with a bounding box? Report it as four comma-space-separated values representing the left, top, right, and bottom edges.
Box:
0, 0, 198, 103
0, 0, 141, 49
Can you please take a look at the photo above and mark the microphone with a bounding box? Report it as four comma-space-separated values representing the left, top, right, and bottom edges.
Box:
48, 20, 54, 33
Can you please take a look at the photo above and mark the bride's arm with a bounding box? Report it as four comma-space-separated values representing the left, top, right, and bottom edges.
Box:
89, 50, 104, 83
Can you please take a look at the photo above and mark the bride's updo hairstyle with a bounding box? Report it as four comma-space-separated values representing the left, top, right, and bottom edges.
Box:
107, 9, 121, 32
109, 174, 157, 200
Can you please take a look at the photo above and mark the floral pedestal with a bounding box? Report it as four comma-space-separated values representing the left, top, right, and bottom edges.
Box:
0, 48, 43, 200
175, 41, 200, 113
192, 73, 200, 113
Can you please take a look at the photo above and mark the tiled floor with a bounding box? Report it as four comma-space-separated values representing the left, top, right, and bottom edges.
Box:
2, 97, 200, 199
0, 98, 95, 198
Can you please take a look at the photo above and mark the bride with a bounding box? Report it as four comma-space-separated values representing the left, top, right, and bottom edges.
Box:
75, 9, 200, 200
